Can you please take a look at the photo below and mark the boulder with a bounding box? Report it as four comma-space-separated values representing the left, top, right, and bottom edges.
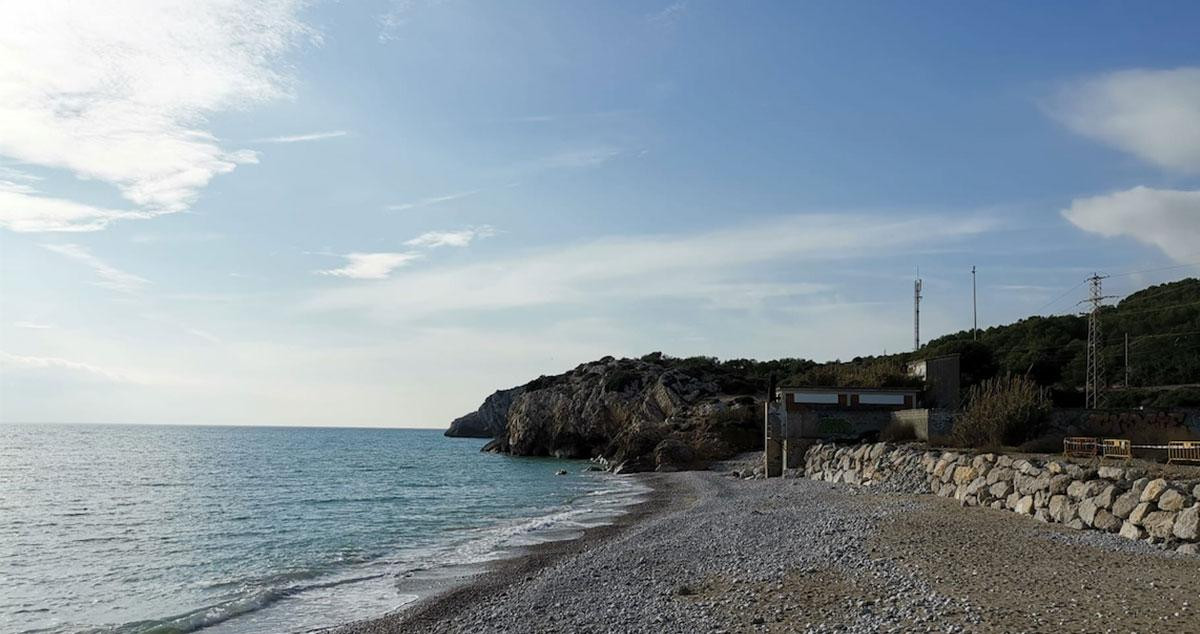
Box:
1140, 478, 1169, 503
1157, 488, 1188, 512
986, 467, 1015, 486
1143, 511, 1178, 540
1111, 491, 1140, 519
1119, 521, 1145, 541
1129, 502, 1154, 526
953, 466, 978, 485
1094, 484, 1119, 510
1078, 498, 1099, 526
1093, 509, 1120, 532
1049, 495, 1076, 524
1048, 474, 1072, 495
1173, 504, 1199, 541
1006, 492, 1021, 510
1034, 508, 1051, 523
989, 481, 1012, 499
1015, 495, 1034, 515
1194, 484, 1200, 499
1097, 465, 1125, 481
1178, 543, 1200, 555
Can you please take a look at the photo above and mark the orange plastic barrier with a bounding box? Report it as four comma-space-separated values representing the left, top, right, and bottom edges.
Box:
1101, 438, 1132, 462
1063, 436, 1099, 459
1167, 441, 1200, 465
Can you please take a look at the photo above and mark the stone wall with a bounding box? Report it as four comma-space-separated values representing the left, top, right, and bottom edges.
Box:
802, 442, 1200, 554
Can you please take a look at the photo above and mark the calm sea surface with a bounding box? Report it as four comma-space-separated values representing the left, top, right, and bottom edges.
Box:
0, 425, 643, 633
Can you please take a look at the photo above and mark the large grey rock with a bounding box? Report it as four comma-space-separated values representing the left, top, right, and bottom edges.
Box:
1129, 502, 1153, 526
1097, 465, 1125, 481
1049, 495, 1076, 524
1157, 488, 1188, 512
1078, 498, 1099, 526
1093, 509, 1120, 532
1015, 495, 1034, 515
1119, 521, 1145, 541
1094, 484, 1119, 510
986, 467, 1015, 485
1112, 491, 1140, 519
1174, 504, 1199, 541
990, 481, 1012, 499
1048, 474, 1072, 495
1143, 511, 1178, 540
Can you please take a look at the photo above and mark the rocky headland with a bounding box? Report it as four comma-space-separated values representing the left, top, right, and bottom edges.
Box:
445, 355, 764, 472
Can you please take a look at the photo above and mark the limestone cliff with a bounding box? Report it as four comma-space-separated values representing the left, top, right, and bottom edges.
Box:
448, 356, 762, 472
444, 386, 524, 438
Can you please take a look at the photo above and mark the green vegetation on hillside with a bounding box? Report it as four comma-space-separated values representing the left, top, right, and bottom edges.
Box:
637, 278, 1200, 407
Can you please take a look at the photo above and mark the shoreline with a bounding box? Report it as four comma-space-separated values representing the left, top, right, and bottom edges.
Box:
328, 466, 1200, 633
326, 472, 678, 633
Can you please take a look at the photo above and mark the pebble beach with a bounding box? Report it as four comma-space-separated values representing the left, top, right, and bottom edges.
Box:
330, 462, 1200, 634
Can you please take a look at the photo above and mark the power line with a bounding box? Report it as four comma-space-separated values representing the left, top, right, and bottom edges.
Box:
1107, 260, 1200, 279
1035, 278, 1087, 314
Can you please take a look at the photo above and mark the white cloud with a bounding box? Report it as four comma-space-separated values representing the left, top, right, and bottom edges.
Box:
1062, 186, 1200, 263
40, 243, 150, 292
0, 1, 314, 231
534, 147, 623, 170
1048, 67, 1200, 172
648, 2, 688, 25
405, 225, 496, 248
13, 321, 54, 329
0, 351, 135, 383
387, 190, 479, 211
1, 186, 155, 232
253, 130, 348, 143
308, 213, 996, 320
318, 252, 422, 280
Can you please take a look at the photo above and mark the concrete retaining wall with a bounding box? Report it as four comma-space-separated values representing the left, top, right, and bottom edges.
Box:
802, 442, 1200, 554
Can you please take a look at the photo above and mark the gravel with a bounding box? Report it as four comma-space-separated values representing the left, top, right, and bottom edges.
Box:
331, 471, 1200, 634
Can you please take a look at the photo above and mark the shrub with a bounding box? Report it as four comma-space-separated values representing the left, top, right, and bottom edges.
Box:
951, 375, 1050, 449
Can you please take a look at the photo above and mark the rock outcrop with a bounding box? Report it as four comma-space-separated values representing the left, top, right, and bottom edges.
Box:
447, 356, 762, 472
444, 386, 524, 438
803, 442, 1200, 554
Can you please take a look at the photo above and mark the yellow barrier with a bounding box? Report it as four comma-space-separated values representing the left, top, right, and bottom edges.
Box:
1167, 441, 1200, 465
1063, 437, 1099, 459
1101, 438, 1132, 463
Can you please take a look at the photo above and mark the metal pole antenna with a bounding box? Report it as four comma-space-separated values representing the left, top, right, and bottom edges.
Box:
913, 275, 922, 352
972, 265, 977, 341
1082, 273, 1113, 409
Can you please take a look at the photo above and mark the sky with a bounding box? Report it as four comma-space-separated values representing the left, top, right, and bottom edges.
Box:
2, 1, 1200, 427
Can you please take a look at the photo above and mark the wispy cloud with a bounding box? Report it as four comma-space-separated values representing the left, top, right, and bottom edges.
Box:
0, 1, 314, 231
13, 321, 54, 329
533, 147, 623, 170
318, 252, 422, 280
40, 243, 149, 293
1047, 67, 1200, 172
387, 190, 479, 212
253, 130, 348, 144
308, 213, 996, 320
1063, 186, 1200, 263
0, 351, 135, 383
405, 225, 496, 248
0, 186, 153, 233
648, 1, 688, 25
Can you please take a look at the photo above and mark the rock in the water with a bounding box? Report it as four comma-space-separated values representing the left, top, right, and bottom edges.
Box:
555, 469, 568, 476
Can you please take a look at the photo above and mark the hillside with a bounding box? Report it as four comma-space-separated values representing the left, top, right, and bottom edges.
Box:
920, 277, 1200, 406
446, 278, 1200, 470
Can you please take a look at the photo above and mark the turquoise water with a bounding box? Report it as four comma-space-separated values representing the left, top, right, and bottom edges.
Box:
0, 425, 643, 633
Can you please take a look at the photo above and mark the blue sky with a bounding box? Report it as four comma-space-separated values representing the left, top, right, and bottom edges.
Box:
2, 1, 1199, 426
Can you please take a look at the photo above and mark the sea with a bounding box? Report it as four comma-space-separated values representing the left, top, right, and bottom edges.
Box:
0, 424, 646, 634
